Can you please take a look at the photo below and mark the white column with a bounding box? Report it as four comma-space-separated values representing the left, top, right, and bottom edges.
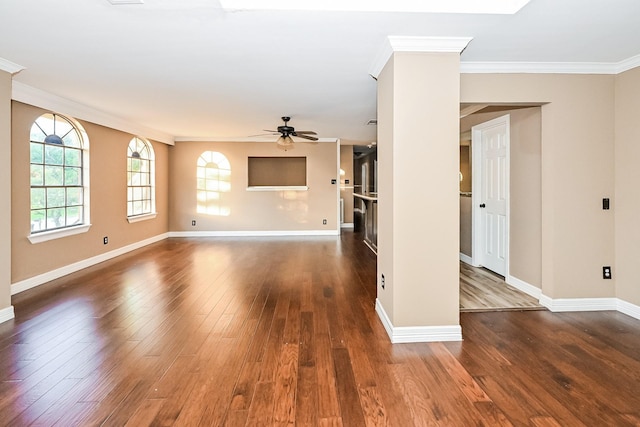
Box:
0, 58, 25, 323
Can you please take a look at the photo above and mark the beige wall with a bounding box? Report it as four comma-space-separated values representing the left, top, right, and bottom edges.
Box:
377, 56, 395, 320
459, 144, 472, 258
339, 144, 354, 225
460, 107, 542, 288
459, 146, 471, 193
8, 67, 639, 322
614, 67, 640, 307
462, 74, 615, 299
169, 140, 338, 232
0, 71, 11, 311
459, 195, 472, 256
378, 52, 460, 328
11, 101, 170, 283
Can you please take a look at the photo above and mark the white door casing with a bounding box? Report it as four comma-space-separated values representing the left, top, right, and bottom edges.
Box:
472, 114, 510, 277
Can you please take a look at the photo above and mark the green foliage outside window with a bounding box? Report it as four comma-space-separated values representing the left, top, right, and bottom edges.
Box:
29, 113, 85, 233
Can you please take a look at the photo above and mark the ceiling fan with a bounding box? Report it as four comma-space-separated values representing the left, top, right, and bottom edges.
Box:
264, 116, 318, 150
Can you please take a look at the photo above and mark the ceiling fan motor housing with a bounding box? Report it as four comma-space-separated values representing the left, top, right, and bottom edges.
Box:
278, 117, 294, 136
277, 125, 295, 136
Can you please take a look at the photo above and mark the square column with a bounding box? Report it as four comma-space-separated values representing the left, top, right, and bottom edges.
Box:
373, 37, 470, 342
0, 58, 24, 323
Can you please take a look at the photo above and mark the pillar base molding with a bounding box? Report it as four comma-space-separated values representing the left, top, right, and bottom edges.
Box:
375, 299, 462, 343
0, 306, 15, 324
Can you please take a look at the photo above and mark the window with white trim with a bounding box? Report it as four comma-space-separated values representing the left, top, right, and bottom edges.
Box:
197, 151, 231, 216
127, 137, 155, 218
30, 113, 88, 233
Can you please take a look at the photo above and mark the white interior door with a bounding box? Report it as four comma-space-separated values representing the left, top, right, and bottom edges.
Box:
472, 115, 509, 276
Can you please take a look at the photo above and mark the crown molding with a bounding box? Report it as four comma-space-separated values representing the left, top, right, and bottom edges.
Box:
616, 53, 640, 74
12, 81, 174, 145
0, 57, 25, 75
370, 36, 473, 79
460, 55, 640, 75
388, 36, 474, 53
460, 61, 619, 75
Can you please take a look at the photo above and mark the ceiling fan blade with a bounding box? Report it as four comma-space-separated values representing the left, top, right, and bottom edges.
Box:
295, 134, 319, 141
293, 130, 317, 135
248, 132, 278, 137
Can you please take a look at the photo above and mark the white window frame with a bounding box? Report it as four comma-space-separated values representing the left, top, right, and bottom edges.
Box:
28, 113, 91, 244
126, 137, 156, 222
197, 151, 231, 216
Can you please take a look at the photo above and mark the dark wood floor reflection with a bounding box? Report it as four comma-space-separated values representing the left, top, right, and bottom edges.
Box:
2, 232, 640, 426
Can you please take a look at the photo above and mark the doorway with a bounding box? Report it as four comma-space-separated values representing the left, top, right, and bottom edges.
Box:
472, 114, 510, 277
460, 106, 544, 311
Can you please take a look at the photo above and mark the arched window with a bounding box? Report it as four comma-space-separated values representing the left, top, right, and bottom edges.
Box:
127, 137, 155, 218
197, 151, 231, 216
30, 113, 88, 234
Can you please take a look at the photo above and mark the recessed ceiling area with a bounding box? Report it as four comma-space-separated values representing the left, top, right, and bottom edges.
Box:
1, 0, 639, 143
219, 0, 531, 14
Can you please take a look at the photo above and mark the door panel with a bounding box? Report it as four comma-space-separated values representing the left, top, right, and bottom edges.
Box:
476, 118, 508, 276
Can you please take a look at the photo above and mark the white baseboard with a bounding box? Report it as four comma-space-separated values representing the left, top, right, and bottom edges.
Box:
11, 233, 169, 295
539, 295, 640, 321
506, 275, 542, 299
539, 296, 618, 312
168, 230, 340, 238
0, 306, 15, 324
341, 223, 354, 229
459, 253, 474, 265
617, 299, 640, 320
375, 299, 462, 343
363, 240, 377, 255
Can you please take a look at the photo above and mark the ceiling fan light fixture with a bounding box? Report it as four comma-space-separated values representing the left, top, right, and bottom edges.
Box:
277, 135, 295, 149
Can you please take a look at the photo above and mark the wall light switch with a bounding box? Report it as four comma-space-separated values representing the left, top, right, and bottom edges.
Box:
603, 198, 610, 210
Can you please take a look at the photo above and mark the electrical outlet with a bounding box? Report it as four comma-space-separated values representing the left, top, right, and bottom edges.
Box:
103, 236, 108, 245
191, 220, 196, 226
322, 219, 327, 225
603, 266, 612, 279
381, 274, 385, 289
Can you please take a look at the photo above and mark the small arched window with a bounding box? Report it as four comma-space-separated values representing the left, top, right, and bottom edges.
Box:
197, 151, 231, 216
30, 113, 88, 233
127, 137, 155, 218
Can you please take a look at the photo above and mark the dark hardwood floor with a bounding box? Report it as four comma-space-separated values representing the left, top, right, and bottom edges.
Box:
2, 231, 640, 426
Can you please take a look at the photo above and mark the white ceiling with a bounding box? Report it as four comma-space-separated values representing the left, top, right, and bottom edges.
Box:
1, 0, 640, 144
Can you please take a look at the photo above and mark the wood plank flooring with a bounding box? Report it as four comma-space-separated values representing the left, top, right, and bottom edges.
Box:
2, 231, 640, 426
459, 262, 544, 312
